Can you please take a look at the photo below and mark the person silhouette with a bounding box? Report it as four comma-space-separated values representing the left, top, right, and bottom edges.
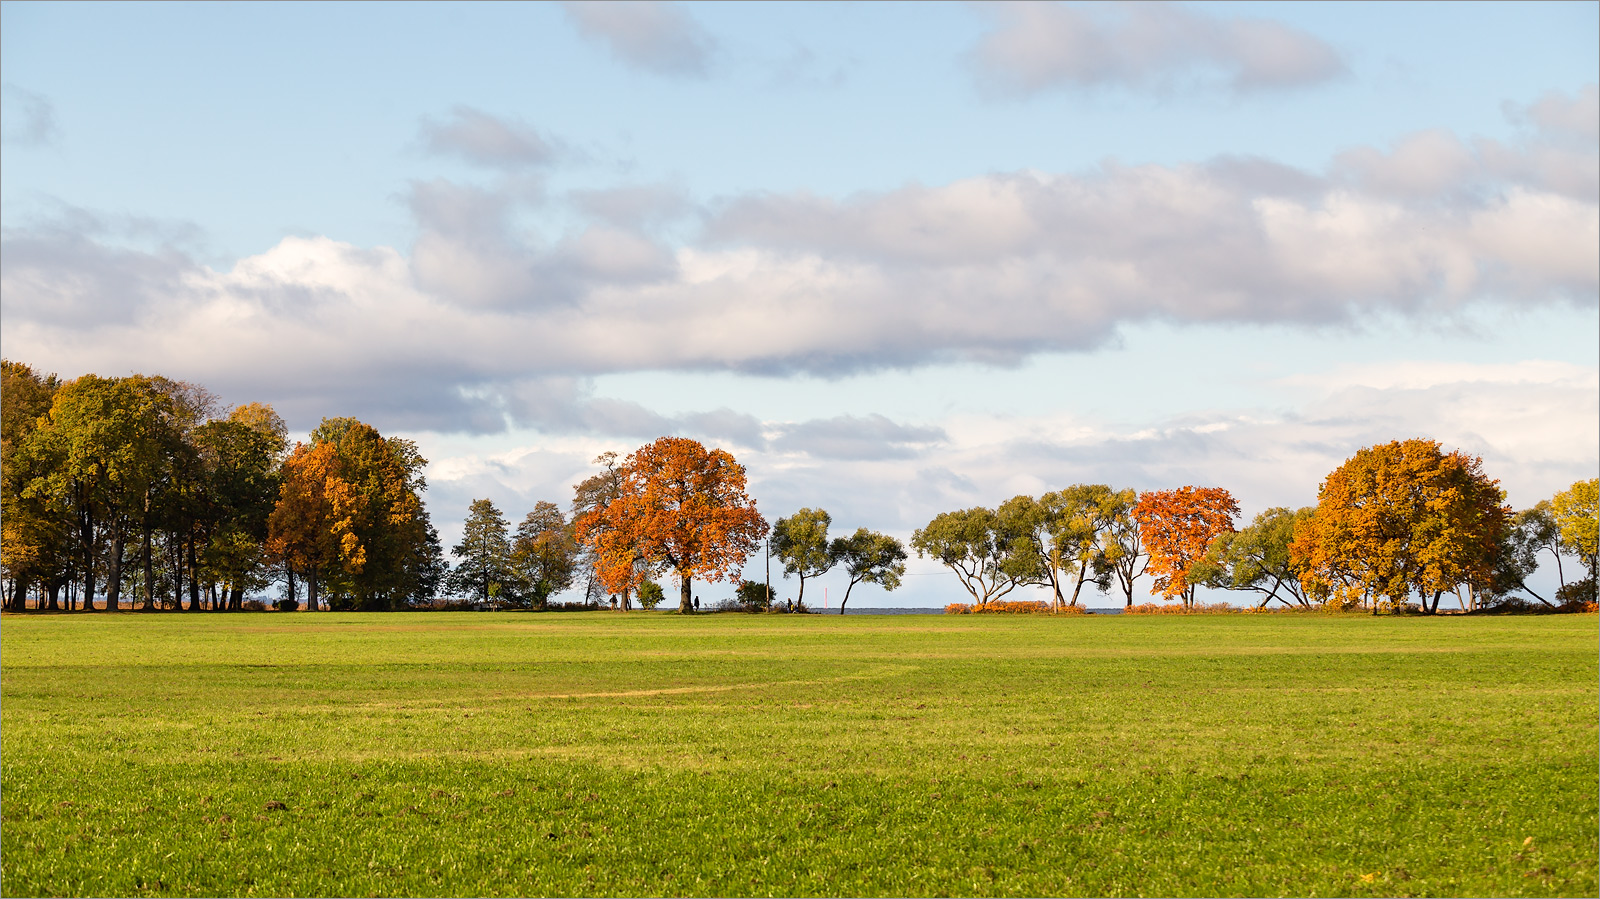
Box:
693, 596, 700, 611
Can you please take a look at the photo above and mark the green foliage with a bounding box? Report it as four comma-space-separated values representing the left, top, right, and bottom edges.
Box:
636, 579, 665, 610
447, 499, 514, 606
911, 507, 1025, 607
511, 502, 577, 609
1193, 506, 1314, 608
1551, 478, 1598, 583
828, 527, 907, 613
734, 579, 775, 610
1, 613, 1594, 897
770, 508, 834, 607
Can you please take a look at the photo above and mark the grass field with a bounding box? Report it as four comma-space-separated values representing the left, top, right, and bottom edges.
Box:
1, 611, 1595, 897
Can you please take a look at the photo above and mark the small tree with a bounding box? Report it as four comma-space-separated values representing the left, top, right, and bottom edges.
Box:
1551, 478, 1598, 602
637, 579, 665, 610
771, 508, 836, 609
829, 528, 906, 614
735, 579, 775, 611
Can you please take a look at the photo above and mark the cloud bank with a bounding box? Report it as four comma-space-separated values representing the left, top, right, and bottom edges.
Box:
2, 93, 1595, 434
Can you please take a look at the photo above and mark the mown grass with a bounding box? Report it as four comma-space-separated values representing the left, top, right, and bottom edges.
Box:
1, 611, 1594, 897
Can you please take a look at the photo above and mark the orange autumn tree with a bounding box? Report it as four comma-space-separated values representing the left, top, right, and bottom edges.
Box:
1289, 439, 1508, 614
266, 441, 352, 612
1134, 486, 1239, 607
574, 437, 768, 613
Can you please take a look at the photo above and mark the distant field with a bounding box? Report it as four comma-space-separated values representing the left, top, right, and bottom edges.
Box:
1, 611, 1595, 897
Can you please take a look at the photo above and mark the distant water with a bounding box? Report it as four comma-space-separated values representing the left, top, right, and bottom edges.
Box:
825, 607, 1125, 615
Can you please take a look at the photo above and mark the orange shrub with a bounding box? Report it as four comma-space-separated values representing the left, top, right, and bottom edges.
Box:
1123, 601, 1239, 615
944, 601, 1088, 615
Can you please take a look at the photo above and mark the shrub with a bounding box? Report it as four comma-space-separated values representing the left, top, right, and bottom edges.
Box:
735, 580, 774, 611
637, 580, 665, 610
274, 598, 299, 612
241, 599, 270, 612
1124, 601, 1239, 615
944, 601, 1088, 615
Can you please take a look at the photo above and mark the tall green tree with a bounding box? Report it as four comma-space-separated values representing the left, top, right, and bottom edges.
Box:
449, 499, 515, 605
512, 501, 578, 608
771, 508, 835, 608
828, 528, 906, 614
1, 361, 65, 610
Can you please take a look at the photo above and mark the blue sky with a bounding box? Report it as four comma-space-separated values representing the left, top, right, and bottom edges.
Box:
4, 1, 1596, 607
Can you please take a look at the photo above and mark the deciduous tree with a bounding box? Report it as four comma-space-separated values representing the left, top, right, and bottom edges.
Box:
575, 437, 767, 614
1135, 486, 1239, 607
828, 528, 906, 614
512, 501, 578, 608
1192, 507, 1313, 608
1289, 439, 1508, 614
912, 507, 1025, 608
771, 508, 835, 609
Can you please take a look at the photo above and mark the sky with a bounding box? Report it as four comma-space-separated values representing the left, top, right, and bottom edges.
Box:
3, 0, 1596, 608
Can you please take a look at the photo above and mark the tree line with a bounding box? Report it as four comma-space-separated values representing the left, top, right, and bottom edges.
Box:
4, 361, 1595, 616
908, 440, 1597, 614
1, 361, 443, 612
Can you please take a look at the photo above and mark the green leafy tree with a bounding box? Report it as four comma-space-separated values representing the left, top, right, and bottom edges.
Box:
448, 499, 515, 606
1192, 507, 1314, 608
771, 508, 836, 608
911, 507, 1025, 608
1101, 491, 1147, 607
828, 528, 906, 614
512, 501, 578, 608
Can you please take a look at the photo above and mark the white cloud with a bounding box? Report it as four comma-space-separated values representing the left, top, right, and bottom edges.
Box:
3, 113, 1593, 434
969, 1, 1344, 96
560, 0, 716, 77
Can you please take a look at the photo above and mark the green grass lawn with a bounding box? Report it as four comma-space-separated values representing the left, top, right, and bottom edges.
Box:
1, 611, 1595, 897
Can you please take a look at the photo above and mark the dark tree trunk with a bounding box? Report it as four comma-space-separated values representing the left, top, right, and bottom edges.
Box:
80, 511, 98, 612
307, 566, 319, 612
187, 535, 202, 611
229, 586, 243, 611
679, 573, 692, 613
106, 522, 125, 612
286, 568, 297, 610
141, 523, 155, 611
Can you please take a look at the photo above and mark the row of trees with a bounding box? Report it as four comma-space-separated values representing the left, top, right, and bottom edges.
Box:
910, 440, 1597, 614
2, 361, 444, 612
5, 363, 1593, 618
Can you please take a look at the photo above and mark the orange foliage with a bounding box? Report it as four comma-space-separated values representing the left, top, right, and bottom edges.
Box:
574, 437, 768, 612
944, 600, 1088, 615
1123, 601, 1239, 615
1134, 487, 1239, 606
1289, 439, 1508, 613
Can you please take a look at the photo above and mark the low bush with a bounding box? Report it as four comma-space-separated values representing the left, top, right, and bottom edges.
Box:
944, 601, 1088, 615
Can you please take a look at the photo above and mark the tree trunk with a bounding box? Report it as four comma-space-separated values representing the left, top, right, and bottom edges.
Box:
286, 568, 298, 610
141, 524, 155, 611
46, 581, 62, 612
679, 573, 692, 613
229, 586, 243, 611
307, 566, 319, 612
187, 536, 202, 611
106, 522, 125, 612
1069, 558, 1090, 607
81, 513, 98, 612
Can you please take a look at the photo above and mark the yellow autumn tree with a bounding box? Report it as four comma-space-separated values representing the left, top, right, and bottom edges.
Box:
1290, 439, 1508, 614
